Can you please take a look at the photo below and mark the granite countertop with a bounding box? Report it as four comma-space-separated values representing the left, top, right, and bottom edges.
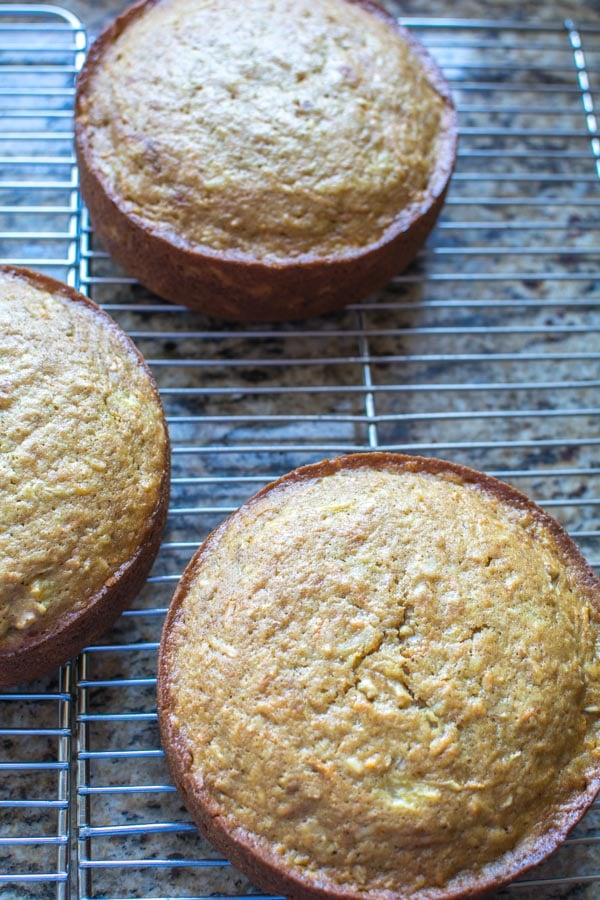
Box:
1, 1, 599, 899
65, 0, 600, 36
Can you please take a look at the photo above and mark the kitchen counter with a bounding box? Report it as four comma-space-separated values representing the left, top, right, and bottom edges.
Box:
65, 0, 600, 36
1, 2, 599, 900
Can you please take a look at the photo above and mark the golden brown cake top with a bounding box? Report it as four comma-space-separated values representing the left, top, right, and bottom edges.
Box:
77, 0, 453, 262
0, 268, 168, 648
161, 455, 600, 898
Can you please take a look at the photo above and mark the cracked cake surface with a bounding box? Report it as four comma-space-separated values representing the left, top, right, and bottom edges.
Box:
158, 452, 600, 898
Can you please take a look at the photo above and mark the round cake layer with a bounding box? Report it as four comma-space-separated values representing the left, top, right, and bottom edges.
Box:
78, 0, 449, 261
75, 0, 456, 320
159, 453, 600, 899
0, 266, 169, 685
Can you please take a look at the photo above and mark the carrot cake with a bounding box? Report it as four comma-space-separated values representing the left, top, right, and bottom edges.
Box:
0, 266, 170, 686
158, 452, 600, 898
75, 0, 457, 320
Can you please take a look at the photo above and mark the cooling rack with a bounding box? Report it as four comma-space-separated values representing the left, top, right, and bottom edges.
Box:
1, 4, 599, 899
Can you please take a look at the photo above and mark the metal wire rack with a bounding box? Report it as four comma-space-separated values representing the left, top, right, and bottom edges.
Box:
0, 4, 599, 899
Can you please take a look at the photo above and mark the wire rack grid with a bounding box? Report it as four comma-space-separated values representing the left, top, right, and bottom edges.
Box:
1, 4, 600, 899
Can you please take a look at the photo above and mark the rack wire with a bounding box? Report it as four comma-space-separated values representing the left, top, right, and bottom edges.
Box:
1, 4, 599, 899
0, 6, 83, 899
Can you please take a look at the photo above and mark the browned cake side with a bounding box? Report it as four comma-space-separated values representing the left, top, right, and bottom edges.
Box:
158, 453, 600, 899
75, 0, 457, 321
0, 266, 170, 687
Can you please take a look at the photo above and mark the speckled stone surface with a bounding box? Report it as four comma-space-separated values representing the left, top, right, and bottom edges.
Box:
1, 1, 599, 899
64, 0, 600, 37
